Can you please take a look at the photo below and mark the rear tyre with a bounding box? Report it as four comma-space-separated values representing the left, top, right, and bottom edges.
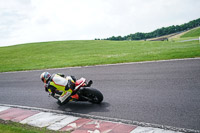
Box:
82, 87, 103, 104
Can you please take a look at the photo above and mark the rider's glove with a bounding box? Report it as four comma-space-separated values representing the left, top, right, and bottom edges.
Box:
65, 80, 75, 91
44, 84, 48, 92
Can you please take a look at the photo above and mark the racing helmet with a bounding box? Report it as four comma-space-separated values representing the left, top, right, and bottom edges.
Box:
40, 72, 51, 83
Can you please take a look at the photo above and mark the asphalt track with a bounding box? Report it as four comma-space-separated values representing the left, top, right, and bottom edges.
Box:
0, 58, 200, 131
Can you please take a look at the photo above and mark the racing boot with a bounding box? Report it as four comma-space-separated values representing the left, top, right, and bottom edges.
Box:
70, 94, 79, 101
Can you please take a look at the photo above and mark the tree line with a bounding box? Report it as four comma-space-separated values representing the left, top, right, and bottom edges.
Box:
95, 18, 200, 41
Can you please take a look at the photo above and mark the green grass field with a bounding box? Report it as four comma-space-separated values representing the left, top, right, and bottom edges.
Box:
181, 27, 200, 38
0, 39, 200, 72
0, 120, 66, 133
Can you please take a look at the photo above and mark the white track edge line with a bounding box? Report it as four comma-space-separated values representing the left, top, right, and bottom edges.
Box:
0, 104, 199, 133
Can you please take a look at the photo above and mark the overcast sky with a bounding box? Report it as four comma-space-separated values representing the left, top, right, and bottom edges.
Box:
0, 0, 200, 46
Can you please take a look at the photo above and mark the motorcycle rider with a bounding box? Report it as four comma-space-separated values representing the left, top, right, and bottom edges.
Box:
40, 72, 77, 105
40, 72, 93, 105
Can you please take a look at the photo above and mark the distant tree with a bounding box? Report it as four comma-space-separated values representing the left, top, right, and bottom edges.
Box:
102, 18, 200, 41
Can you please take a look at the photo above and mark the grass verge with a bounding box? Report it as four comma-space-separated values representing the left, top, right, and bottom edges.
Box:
0, 40, 200, 72
0, 119, 67, 133
181, 27, 200, 38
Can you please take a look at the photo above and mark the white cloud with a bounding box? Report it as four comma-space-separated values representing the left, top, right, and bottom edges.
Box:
0, 0, 200, 46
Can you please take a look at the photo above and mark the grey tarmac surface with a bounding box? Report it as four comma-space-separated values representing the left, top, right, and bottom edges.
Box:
0, 58, 200, 131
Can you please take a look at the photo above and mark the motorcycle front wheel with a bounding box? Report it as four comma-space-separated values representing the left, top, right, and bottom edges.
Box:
81, 87, 103, 104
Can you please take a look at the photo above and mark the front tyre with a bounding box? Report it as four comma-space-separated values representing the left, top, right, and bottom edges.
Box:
82, 87, 103, 104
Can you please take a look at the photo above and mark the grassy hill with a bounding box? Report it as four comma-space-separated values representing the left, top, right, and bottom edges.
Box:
0, 39, 200, 72
181, 27, 200, 38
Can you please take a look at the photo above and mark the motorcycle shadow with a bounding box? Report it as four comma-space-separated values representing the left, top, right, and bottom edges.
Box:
57, 101, 110, 114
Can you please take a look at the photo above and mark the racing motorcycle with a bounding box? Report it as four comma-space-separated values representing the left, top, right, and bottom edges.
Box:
52, 77, 103, 104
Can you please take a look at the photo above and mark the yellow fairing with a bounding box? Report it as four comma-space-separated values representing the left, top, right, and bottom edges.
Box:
50, 82, 65, 91
61, 89, 73, 97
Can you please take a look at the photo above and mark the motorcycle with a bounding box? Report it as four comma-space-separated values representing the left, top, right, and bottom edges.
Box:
52, 77, 103, 104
